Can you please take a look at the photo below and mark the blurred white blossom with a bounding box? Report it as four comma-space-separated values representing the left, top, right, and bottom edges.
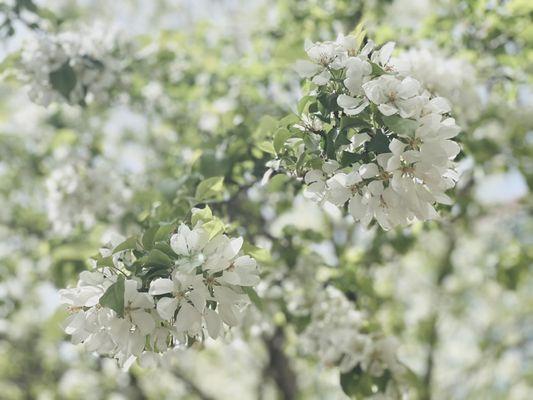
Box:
21, 25, 129, 106
45, 156, 132, 236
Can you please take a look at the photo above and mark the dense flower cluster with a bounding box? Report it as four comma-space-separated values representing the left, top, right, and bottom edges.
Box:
293, 35, 461, 230
21, 26, 127, 106
59, 217, 260, 365
45, 157, 131, 236
302, 287, 407, 398
391, 46, 480, 122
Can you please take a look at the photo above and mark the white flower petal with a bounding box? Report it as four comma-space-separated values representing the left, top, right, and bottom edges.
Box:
218, 303, 239, 327
149, 278, 174, 295
337, 94, 361, 109
351, 132, 370, 148
398, 77, 420, 98
130, 292, 154, 309
378, 103, 398, 116
389, 138, 406, 155
359, 163, 379, 179
348, 195, 366, 220
429, 97, 451, 114
305, 169, 323, 184
378, 42, 395, 65
205, 308, 222, 339
131, 310, 155, 335
188, 289, 206, 313
156, 297, 179, 320
312, 69, 331, 86
294, 60, 321, 78
175, 303, 202, 332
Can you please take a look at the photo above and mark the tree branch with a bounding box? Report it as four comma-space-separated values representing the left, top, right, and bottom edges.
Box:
262, 327, 298, 400
421, 226, 456, 400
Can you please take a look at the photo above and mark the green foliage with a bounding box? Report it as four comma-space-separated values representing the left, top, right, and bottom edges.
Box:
381, 115, 418, 137
113, 236, 140, 254
49, 62, 77, 100
202, 218, 225, 239
366, 131, 391, 154
242, 286, 263, 310
191, 206, 213, 225
195, 176, 224, 201
99, 276, 125, 317
340, 367, 393, 399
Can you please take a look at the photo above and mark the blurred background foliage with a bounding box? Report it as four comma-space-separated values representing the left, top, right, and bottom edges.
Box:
0, 0, 531, 399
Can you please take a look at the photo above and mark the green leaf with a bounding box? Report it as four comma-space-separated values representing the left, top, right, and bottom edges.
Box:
242, 286, 263, 311
19, 0, 38, 12
340, 116, 371, 131
0, 50, 21, 75
317, 93, 339, 113
145, 249, 173, 268
370, 62, 386, 76
49, 62, 77, 100
340, 151, 365, 167
348, 20, 366, 53
113, 236, 138, 254
202, 219, 225, 239
297, 95, 314, 114
325, 128, 337, 159
367, 132, 391, 154
94, 254, 113, 268
308, 102, 318, 113
257, 141, 276, 154
99, 276, 125, 318
243, 243, 272, 265
295, 151, 307, 173
191, 206, 213, 225
382, 115, 418, 137
141, 226, 159, 250
334, 130, 351, 148
340, 368, 374, 399
154, 224, 175, 243
81, 55, 104, 70
254, 115, 278, 139
195, 176, 224, 201
279, 114, 299, 126
142, 265, 170, 281
266, 174, 289, 193
273, 128, 292, 154
153, 242, 177, 258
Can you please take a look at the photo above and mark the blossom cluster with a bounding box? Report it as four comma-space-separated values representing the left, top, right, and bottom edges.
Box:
292, 35, 461, 230
60, 216, 259, 363
391, 46, 480, 122
45, 156, 131, 236
21, 26, 127, 106
302, 286, 406, 397
59, 216, 260, 366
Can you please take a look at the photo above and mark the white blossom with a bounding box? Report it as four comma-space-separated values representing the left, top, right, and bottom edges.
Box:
294, 39, 346, 85
45, 156, 131, 236
21, 25, 128, 106
363, 75, 424, 118
302, 286, 405, 380
296, 34, 462, 230
60, 219, 260, 364
391, 46, 481, 122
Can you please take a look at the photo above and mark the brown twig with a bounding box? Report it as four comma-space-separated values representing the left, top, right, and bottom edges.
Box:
262, 327, 298, 400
